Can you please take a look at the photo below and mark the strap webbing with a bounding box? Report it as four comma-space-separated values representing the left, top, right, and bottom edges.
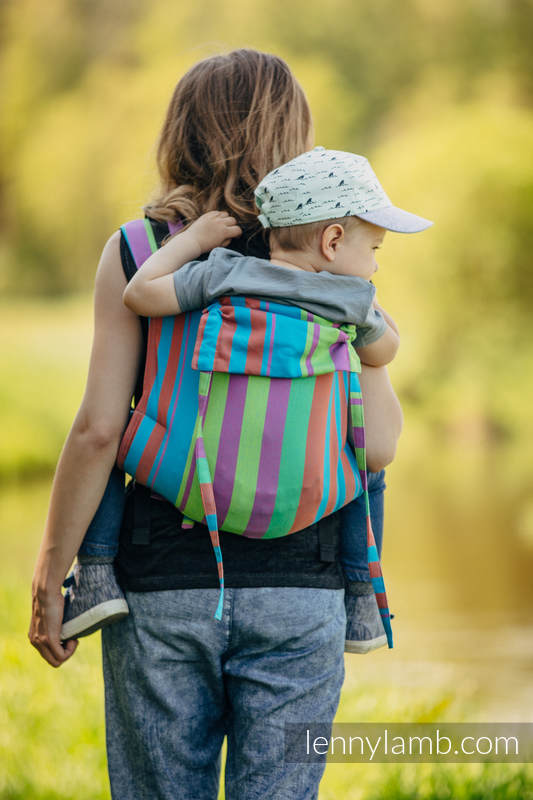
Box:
194, 371, 225, 620
349, 372, 393, 648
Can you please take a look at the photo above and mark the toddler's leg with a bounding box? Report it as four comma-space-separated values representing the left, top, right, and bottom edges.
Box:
78, 465, 126, 560
341, 469, 388, 654
61, 466, 129, 641
340, 469, 385, 581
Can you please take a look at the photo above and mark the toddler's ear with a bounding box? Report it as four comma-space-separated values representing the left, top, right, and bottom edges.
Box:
320, 223, 345, 261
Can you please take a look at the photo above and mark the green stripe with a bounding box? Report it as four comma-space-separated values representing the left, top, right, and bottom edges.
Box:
223, 377, 270, 531
264, 375, 316, 537
143, 218, 158, 253
299, 320, 315, 377
310, 325, 337, 373
178, 373, 230, 518
202, 372, 229, 470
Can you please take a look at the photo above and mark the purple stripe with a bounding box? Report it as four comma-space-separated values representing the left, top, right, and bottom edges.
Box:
214, 375, 249, 524
168, 219, 184, 236
305, 323, 320, 376
198, 393, 209, 417
196, 438, 207, 459
350, 397, 363, 404
352, 426, 365, 449
329, 339, 351, 371
244, 379, 292, 536
123, 220, 153, 267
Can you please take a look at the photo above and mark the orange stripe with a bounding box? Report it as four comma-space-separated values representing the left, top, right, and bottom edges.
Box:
116, 409, 143, 469
244, 309, 267, 374
135, 319, 184, 482
156, 317, 185, 425
245, 297, 262, 310
369, 562, 382, 578
135, 318, 162, 415
135, 424, 167, 485
117, 317, 163, 470
290, 373, 333, 532
192, 311, 209, 369
213, 306, 237, 371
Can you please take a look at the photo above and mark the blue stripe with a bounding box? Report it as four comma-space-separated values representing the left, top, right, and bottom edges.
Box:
368, 544, 379, 562
120, 225, 132, 257
228, 307, 251, 373
372, 576, 386, 594
260, 313, 273, 376
122, 415, 158, 476
269, 313, 308, 376
145, 314, 202, 502
147, 315, 194, 487
195, 307, 222, 372
206, 513, 218, 530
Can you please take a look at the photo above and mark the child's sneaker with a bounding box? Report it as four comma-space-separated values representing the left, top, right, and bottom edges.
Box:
61, 559, 129, 641
344, 581, 388, 654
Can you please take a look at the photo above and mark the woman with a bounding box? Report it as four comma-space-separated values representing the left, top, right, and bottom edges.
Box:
29, 49, 402, 798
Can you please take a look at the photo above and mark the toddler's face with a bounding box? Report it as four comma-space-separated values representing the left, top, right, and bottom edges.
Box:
331, 219, 386, 280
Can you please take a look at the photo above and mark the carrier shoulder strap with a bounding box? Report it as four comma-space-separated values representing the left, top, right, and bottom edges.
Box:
119, 216, 184, 545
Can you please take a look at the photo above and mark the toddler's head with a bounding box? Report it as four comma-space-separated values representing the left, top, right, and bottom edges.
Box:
255, 147, 433, 278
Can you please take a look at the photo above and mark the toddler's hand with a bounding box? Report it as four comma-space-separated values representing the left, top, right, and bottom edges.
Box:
187, 211, 242, 254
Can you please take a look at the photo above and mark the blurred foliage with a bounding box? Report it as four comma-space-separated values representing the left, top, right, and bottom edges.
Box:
1, 0, 533, 453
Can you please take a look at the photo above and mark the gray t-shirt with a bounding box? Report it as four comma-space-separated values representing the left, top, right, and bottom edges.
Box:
172, 247, 386, 347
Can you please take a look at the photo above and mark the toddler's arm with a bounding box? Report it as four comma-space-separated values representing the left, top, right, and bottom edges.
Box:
123, 211, 241, 316
356, 299, 399, 367
360, 364, 403, 472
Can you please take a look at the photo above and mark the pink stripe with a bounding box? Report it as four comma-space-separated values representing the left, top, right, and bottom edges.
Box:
244, 379, 292, 537
305, 323, 320, 376
214, 375, 249, 525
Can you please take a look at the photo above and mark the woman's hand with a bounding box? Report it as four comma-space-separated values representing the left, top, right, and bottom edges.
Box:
186, 210, 242, 254
29, 583, 78, 667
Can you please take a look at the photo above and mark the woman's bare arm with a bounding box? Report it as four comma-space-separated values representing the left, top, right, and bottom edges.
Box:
359, 364, 403, 473
29, 230, 143, 668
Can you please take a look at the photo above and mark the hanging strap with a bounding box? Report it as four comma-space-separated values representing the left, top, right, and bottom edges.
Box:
349, 372, 394, 648
194, 371, 225, 620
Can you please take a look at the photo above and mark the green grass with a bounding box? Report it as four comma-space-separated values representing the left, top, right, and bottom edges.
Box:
0, 295, 93, 483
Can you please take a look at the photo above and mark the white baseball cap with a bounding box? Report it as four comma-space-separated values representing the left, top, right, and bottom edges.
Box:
255, 146, 433, 233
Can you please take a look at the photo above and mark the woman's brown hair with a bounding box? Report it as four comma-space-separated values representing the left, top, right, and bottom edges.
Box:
144, 49, 312, 228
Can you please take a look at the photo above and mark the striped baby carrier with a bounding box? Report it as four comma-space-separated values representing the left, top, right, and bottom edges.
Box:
117, 217, 393, 647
